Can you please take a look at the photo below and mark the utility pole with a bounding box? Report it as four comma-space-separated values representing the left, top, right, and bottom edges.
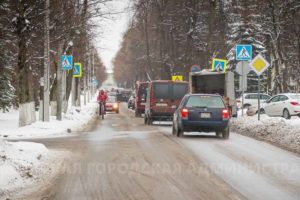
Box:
43, 0, 50, 122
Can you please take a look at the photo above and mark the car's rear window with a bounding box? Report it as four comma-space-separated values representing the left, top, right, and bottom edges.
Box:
154, 82, 188, 99
173, 84, 188, 99
154, 83, 170, 99
186, 96, 225, 108
290, 95, 300, 99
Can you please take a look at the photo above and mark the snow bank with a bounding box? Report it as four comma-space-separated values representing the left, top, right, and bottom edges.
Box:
0, 102, 98, 139
231, 114, 300, 154
0, 140, 53, 199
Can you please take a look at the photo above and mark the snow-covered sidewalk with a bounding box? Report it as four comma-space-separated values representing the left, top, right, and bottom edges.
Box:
0, 101, 99, 199
0, 102, 98, 139
0, 140, 67, 200
231, 114, 300, 154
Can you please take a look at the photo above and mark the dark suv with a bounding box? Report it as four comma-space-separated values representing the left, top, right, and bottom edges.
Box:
172, 94, 230, 139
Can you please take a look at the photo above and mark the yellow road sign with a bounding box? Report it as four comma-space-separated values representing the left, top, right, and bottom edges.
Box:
212, 58, 227, 72
73, 62, 82, 78
172, 75, 183, 81
249, 54, 270, 76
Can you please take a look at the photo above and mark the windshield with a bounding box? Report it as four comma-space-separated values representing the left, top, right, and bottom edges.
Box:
186, 95, 225, 108
107, 96, 116, 103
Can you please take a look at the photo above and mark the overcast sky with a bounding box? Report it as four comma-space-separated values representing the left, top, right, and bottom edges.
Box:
93, 0, 132, 73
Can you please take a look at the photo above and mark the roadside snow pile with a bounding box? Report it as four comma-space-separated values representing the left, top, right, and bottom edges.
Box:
231, 115, 300, 154
0, 102, 98, 139
0, 140, 53, 199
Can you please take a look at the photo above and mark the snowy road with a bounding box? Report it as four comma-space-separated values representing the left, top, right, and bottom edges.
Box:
24, 104, 300, 200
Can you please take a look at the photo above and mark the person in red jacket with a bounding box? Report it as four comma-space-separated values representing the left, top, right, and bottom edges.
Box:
97, 90, 108, 114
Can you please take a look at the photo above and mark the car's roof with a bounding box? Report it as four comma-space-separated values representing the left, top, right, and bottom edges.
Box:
243, 93, 270, 95
186, 93, 222, 97
151, 80, 188, 84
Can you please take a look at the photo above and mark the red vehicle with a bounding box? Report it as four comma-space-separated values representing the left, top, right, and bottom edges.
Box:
106, 95, 119, 113
135, 82, 149, 117
144, 80, 189, 124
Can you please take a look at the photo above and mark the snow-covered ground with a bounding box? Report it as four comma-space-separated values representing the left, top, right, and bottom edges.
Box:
0, 100, 99, 199
0, 140, 66, 200
0, 102, 98, 139
231, 112, 300, 154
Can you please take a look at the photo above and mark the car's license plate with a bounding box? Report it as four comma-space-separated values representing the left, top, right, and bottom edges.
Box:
156, 103, 167, 107
200, 112, 211, 118
141, 103, 146, 105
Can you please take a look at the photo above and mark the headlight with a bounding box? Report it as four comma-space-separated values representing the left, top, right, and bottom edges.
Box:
113, 104, 118, 108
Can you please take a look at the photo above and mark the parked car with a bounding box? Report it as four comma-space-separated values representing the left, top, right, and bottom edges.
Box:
236, 93, 271, 109
144, 80, 189, 124
172, 94, 230, 138
260, 93, 300, 119
135, 82, 149, 117
128, 94, 136, 109
105, 95, 119, 113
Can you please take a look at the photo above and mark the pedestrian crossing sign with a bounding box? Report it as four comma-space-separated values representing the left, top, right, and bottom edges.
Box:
236, 44, 252, 61
212, 58, 227, 72
172, 75, 183, 81
61, 55, 73, 70
73, 63, 82, 78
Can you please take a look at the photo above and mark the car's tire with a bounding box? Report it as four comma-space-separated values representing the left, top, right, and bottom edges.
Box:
259, 108, 265, 114
147, 116, 153, 125
298, 114, 300, 118
222, 127, 230, 139
144, 115, 147, 124
176, 128, 184, 137
116, 110, 119, 114
283, 109, 291, 119
135, 110, 141, 117
172, 125, 176, 135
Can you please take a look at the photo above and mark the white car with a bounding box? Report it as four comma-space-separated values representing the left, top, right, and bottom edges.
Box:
260, 93, 300, 119
236, 93, 271, 109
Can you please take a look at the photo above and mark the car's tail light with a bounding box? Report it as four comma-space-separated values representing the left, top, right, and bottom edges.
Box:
236, 100, 241, 103
181, 108, 188, 119
290, 102, 299, 106
222, 109, 230, 119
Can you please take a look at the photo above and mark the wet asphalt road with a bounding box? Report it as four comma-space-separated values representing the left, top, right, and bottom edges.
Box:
24, 103, 300, 200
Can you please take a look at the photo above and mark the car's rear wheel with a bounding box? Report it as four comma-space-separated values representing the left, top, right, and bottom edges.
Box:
144, 115, 147, 124
222, 127, 230, 139
283, 109, 291, 119
176, 125, 184, 137
259, 108, 265, 114
147, 116, 153, 125
172, 125, 176, 135
135, 110, 141, 117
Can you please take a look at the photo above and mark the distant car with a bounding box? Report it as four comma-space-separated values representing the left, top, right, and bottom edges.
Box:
128, 94, 136, 109
135, 82, 149, 117
172, 94, 230, 139
236, 93, 271, 109
105, 95, 119, 113
144, 80, 189, 124
260, 93, 300, 119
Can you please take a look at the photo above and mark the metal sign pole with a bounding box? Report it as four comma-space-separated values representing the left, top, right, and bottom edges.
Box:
241, 61, 244, 116
258, 75, 261, 121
